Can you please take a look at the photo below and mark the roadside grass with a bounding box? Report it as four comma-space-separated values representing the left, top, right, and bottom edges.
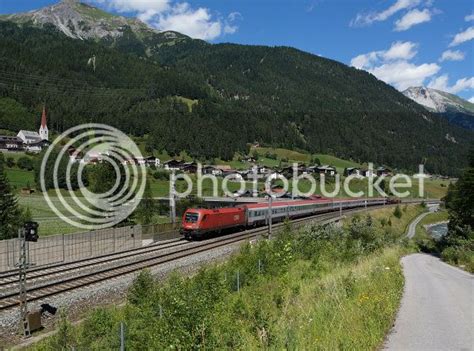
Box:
269, 247, 404, 350
27, 206, 420, 350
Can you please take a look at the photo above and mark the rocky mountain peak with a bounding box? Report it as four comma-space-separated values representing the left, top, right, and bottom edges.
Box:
2, 0, 157, 40
403, 86, 474, 114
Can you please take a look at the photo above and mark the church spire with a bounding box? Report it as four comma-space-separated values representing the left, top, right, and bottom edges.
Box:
39, 105, 49, 141
41, 105, 47, 129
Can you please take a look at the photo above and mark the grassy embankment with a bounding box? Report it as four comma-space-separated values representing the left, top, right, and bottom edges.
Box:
27, 205, 424, 350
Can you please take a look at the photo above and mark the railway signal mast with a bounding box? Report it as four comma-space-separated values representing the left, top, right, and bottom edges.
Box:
17, 221, 39, 337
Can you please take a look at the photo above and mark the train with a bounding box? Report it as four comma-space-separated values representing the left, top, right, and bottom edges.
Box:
180, 197, 395, 240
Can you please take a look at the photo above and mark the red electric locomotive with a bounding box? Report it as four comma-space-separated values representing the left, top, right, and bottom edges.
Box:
180, 207, 246, 240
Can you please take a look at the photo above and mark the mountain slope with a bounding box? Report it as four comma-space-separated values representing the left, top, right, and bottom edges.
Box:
403, 87, 474, 130
0, 5, 472, 175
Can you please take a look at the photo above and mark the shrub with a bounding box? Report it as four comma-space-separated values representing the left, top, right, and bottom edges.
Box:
153, 170, 170, 181
17, 156, 34, 171
128, 269, 155, 306
393, 205, 402, 219
6, 157, 14, 168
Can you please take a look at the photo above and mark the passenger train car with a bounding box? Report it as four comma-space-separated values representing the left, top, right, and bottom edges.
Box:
180, 197, 389, 240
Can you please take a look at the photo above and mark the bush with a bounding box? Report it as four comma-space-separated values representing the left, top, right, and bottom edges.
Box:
393, 205, 402, 219
17, 156, 34, 171
6, 157, 14, 168
153, 170, 170, 181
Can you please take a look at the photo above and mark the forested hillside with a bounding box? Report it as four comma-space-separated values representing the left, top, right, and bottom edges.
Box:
0, 21, 472, 175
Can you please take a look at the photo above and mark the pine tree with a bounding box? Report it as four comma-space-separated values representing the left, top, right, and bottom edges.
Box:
0, 153, 23, 240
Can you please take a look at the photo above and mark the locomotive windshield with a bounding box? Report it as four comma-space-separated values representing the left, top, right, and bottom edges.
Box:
185, 212, 199, 223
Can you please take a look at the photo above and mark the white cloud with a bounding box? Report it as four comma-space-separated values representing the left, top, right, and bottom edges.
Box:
224, 12, 242, 34
89, 0, 239, 41
439, 50, 465, 62
383, 41, 418, 60
394, 8, 432, 31
351, 0, 421, 27
428, 75, 474, 94
154, 4, 222, 40
92, 0, 170, 13
469, 97, 474, 103
370, 61, 440, 90
350, 52, 379, 69
449, 26, 474, 47
350, 41, 418, 69
351, 41, 440, 90
465, 13, 474, 21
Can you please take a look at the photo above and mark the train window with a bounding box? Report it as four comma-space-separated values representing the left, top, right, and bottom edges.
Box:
185, 212, 199, 223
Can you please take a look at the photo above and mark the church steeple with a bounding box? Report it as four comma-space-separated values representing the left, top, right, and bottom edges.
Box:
39, 105, 49, 141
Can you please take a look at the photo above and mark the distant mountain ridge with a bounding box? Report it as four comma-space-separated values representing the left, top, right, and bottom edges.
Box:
0, 2, 472, 175
1, 0, 155, 40
403, 87, 474, 130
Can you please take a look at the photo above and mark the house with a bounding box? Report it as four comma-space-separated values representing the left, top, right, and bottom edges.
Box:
0, 136, 24, 151
223, 171, 243, 181
68, 147, 83, 163
376, 167, 392, 177
26, 139, 50, 153
202, 165, 223, 176
279, 165, 307, 178
163, 159, 184, 171
144, 156, 160, 167
360, 169, 375, 177
242, 156, 257, 163
344, 167, 361, 177
182, 162, 198, 174
214, 165, 232, 172
316, 165, 337, 176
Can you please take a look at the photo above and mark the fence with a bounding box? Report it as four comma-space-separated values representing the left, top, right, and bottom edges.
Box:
142, 222, 181, 242
0, 225, 142, 273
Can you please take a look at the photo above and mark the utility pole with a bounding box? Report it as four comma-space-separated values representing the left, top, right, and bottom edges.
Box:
268, 195, 273, 239
170, 174, 176, 225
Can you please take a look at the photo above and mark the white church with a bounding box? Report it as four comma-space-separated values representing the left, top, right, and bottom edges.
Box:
17, 106, 50, 153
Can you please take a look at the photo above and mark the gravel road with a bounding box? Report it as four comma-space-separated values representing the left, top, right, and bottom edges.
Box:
384, 254, 474, 350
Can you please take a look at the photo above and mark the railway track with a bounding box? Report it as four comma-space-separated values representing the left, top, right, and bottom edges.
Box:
0, 203, 409, 311
0, 237, 187, 285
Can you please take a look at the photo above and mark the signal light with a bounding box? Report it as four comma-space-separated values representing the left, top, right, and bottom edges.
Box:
24, 221, 39, 242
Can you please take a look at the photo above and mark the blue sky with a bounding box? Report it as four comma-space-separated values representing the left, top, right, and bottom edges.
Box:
1, 0, 473, 100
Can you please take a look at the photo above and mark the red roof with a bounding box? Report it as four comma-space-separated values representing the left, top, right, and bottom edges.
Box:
41, 106, 47, 128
